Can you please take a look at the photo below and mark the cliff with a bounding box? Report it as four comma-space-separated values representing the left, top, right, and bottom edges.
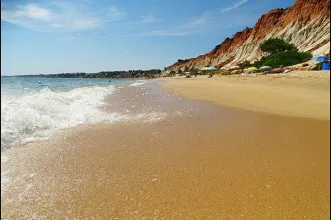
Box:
166, 0, 330, 71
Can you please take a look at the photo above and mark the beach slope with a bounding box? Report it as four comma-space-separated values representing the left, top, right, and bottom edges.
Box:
163, 71, 330, 120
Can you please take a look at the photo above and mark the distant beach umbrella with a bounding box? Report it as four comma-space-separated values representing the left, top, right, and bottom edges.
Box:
247, 67, 258, 71
312, 56, 329, 62
229, 65, 241, 70
207, 66, 217, 71
259, 66, 272, 71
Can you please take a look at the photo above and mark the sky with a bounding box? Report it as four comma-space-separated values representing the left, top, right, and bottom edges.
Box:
1, 0, 294, 75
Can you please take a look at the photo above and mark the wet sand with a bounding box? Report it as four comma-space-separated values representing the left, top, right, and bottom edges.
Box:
1, 82, 330, 219
163, 71, 330, 120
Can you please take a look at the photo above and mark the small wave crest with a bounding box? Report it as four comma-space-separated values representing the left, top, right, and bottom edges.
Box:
129, 80, 149, 87
1, 85, 117, 150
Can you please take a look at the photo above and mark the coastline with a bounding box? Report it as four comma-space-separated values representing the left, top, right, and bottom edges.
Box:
162, 71, 330, 120
2, 81, 330, 219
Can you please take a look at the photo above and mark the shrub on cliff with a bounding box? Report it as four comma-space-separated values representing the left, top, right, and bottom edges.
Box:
254, 38, 313, 68
184, 66, 190, 72
260, 38, 296, 55
190, 67, 199, 74
177, 59, 190, 63
261, 51, 312, 68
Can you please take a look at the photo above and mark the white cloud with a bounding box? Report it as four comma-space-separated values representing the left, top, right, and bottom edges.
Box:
1, 3, 54, 28
1, 2, 125, 32
220, 0, 248, 13
138, 13, 207, 36
136, 3, 255, 37
14, 4, 53, 21
107, 6, 125, 20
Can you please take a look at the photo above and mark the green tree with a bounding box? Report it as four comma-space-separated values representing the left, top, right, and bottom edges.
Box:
253, 38, 312, 69
262, 51, 312, 68
260, 38, 296, 55
189, 67, 199, 76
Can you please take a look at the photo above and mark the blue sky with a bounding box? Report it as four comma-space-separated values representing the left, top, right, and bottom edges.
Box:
1, 0, 294, 75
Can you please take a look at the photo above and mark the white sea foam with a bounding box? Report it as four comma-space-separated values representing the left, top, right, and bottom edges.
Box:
1, 84, 168, 150
1, 80, 168, 209
129, 80, 149, 87
135, 112, 167, 123
1, 85, 117, 150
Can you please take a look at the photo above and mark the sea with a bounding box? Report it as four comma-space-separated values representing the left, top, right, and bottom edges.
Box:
1, 76, 150, 151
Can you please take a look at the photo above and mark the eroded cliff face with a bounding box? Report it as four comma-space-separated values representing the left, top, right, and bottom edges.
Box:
167, 0, 330, 71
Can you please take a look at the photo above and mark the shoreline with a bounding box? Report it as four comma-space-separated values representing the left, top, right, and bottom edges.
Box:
2, 82, 330, 219
162, 71, 330, 120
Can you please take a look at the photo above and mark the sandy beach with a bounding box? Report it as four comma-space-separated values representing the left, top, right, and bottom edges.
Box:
2, 0, 330, 217
2, 79, 330, 219
163, 71, 330, 120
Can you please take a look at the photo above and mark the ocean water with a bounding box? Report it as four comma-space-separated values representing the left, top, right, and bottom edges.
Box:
1, 76, 151, 150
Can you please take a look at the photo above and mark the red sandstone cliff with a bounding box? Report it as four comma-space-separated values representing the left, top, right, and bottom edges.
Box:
166, 0, 330, 71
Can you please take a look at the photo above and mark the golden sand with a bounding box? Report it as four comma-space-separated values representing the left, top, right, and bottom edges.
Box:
163, 71, 330, 120
2, 83, 330, 219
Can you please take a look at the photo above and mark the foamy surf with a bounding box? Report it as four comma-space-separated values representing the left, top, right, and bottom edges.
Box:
1, 83, 168, 150
1, 85, 118, 150
0, 83, 168, 201
129, 80, 149, 87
